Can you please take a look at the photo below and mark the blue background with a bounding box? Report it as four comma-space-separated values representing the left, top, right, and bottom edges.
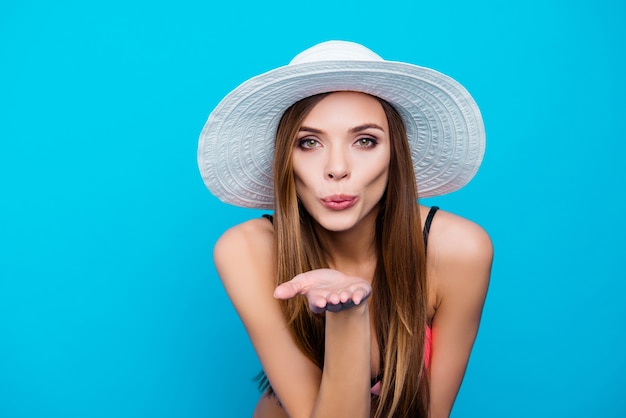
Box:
1, 0, 624, 416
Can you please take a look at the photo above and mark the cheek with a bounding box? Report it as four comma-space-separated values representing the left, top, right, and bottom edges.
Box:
360, 153, 390, 187
291, 156, 304, 185
292, 153, 323, 192
370, 164, 390, 202
292, 165, 313, 198
373, 169, 390, 195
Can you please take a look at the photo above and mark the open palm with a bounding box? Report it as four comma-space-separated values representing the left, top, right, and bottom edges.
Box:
274, 268, 372, 314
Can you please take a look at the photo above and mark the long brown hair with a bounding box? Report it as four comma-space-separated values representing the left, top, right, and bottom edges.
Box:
272, 92, 430, 417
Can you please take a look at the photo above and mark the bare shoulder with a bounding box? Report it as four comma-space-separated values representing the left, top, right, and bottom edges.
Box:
427, 209, 493, 263
213, 217, 275, 302
214, 217, 273, 265
424, 208, 493, 304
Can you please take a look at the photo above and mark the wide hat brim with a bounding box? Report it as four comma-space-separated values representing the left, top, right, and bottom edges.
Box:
198, 47, 485, 209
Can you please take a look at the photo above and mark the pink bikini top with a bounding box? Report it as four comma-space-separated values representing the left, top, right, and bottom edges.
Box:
370, 325, 431, 396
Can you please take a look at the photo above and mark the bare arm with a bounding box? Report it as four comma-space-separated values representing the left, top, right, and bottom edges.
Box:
315, 304, 371, 417
214, 220, 372, 418
275, 269, 372, 417
426, 211, 493, 417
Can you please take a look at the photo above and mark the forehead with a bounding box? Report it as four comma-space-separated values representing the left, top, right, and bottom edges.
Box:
302, 91, 388, 128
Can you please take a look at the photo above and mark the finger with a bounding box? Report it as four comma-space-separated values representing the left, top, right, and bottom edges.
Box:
352, 288, 371, 305
274, 281, 303, 299
338, 290, 351, 303
274, 272, 317, 299
309, 295, 328, 314
326, 292, 341, 305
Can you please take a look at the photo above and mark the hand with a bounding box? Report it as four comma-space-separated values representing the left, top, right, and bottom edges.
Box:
274, 269, 372, 314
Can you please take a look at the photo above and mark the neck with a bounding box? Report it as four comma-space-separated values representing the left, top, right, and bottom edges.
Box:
314, 208, 379, 281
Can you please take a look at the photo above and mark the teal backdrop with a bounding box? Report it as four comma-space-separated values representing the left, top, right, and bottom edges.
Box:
1, 0, 625, 416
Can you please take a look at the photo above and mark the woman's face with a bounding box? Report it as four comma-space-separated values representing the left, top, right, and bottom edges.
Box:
292, 91, 390, 232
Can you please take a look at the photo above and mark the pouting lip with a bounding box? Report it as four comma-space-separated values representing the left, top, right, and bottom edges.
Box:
321, 194, 357, 203
320, 194, 358, 210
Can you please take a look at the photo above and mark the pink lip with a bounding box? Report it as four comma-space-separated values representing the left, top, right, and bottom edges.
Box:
321, 195, 358, 211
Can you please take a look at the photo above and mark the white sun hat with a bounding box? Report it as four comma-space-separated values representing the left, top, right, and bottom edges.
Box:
198, 40, 485, 209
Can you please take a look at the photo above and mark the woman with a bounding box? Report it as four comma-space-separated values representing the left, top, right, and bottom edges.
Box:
198, 41, 493, 417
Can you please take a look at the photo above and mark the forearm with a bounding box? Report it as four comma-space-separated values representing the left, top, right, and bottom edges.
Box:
311, 303, 371, 418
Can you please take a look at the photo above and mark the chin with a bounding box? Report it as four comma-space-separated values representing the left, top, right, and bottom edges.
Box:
312, 210, 365, 232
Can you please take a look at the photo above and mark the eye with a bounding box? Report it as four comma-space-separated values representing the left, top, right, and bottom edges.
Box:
355, 137, 378, 148
297, 137, 321, 149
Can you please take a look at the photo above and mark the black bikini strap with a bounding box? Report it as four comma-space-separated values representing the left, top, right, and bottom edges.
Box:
262, 214, 274, 224
422, 206, 439, 250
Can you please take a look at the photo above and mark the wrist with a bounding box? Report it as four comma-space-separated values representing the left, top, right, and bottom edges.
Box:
326, 300, 369, 319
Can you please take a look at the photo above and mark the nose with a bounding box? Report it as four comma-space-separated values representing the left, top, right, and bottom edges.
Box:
325, 145, 350, 180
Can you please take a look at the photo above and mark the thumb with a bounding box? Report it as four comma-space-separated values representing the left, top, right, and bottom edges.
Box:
274, 279, 306, 300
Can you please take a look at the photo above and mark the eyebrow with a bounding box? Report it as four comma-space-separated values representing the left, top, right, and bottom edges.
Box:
299, 123, 385, 134
299, 126, 323, 134
349, 124, 385, 133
